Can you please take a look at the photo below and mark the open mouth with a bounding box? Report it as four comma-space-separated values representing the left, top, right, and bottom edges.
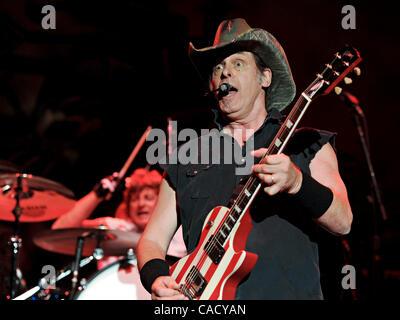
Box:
219, 85, 238, 99
137, 211, 149, 216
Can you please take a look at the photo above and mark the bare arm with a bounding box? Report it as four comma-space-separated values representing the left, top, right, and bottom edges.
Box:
309, 143, 353, 235
137, 178, 179, 268
136, 178, 186, 300
252, 143, 353, 235
52, 191, 102, 229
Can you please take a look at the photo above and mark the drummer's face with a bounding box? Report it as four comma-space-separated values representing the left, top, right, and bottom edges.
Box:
128, 187, 158, 231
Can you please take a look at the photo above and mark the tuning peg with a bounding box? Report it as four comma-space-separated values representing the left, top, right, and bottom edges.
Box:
353, 67, 361, 76
334, 86, 342, 95
344, 77, 353, 85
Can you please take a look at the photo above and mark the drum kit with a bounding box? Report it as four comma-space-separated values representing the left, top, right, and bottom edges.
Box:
0, 167, 147, 300
1, 127, 154, 300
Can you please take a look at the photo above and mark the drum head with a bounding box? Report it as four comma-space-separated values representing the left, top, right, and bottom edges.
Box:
74, 257, 150, 300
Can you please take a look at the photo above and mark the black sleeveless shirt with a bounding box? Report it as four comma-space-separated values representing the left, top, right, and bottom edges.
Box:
160, 108, 336, 300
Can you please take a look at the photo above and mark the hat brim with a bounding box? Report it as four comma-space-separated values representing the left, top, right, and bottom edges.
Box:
189, 29, 296, 112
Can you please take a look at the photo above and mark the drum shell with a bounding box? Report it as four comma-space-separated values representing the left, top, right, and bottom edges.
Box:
74, 256, 150, 300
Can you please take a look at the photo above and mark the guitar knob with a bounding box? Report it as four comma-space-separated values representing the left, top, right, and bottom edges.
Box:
334, 86, 342, 95
354, 67, 361, 76
344, 77, 353, 85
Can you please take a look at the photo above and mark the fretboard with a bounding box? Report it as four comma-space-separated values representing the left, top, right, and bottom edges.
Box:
214, 79, 324, 247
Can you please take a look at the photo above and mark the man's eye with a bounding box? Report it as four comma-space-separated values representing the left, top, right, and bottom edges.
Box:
235, 61, 243, 67
215, 64, 223, 71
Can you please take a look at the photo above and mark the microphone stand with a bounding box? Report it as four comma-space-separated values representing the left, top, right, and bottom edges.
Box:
340, 91, 387, 297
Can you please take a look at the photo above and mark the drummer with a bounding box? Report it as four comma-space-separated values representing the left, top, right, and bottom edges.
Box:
51, 168, 187, 297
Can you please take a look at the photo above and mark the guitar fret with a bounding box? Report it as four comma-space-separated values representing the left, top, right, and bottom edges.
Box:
231, 210, 240, 221
217, 74, 318, 249
225, 216, 235, 228
274, 138, 282, 148
214, 235, 224, 247
176, 46, 362, 300
234, 204, 241, 213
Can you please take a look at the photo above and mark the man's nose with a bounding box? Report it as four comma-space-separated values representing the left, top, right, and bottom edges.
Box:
138, 198, 147, 208
221, 65, 232, 79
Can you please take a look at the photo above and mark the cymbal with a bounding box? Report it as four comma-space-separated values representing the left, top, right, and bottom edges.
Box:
33, 226, 140, 257
0, 173, 76, 223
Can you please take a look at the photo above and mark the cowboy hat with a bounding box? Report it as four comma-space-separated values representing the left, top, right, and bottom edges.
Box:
189, 18, 296, 111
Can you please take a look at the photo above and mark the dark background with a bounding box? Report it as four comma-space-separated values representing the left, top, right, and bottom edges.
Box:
0, 0, 398, 300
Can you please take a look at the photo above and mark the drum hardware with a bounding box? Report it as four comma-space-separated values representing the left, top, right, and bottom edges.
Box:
0, 173, 76, 299
27, 226, 144, 300
9, 174, 23, 299
13, 253, 97, 300
27, 227, 138, 299
69, 236, 85, 299
126, 248, 134, 259
67, 229, 108, 299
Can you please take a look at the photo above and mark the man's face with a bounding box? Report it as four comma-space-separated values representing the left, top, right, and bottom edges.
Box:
209, 51, 271, 120
128, 187, 158, 231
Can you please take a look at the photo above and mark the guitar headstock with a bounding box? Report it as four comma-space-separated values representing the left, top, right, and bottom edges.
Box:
306, 45, 362, 98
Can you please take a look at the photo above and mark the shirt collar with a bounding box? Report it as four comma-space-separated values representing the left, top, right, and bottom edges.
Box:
211, 107, 285, 131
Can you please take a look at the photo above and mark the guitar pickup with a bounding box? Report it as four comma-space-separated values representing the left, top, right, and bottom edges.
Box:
205, 235, 225, 264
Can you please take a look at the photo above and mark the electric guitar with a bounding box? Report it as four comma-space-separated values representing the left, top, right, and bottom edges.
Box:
170, 45, 362, 300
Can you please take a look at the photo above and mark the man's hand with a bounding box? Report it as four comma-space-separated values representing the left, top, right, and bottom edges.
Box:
93, 172, 120, 199
151, 276, 188, 300
82, 217, 135, 231
251, 148, 303, 195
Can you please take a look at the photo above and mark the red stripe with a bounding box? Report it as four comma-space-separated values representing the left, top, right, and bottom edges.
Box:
171, 207, 223, 284
209, 250, 243, 299
170, 207, 258, 300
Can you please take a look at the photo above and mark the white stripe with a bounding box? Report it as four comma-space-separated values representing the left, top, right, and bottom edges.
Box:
172, 207, 229, 297
200, 212, 244, 300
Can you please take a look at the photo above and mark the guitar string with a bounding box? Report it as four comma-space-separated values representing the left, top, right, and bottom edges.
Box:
180, 50, 361, 297
181, 94, 310, 297
182, 95, 308, 297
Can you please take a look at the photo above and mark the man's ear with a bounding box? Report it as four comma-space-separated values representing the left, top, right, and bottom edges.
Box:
260, 68, 272, 88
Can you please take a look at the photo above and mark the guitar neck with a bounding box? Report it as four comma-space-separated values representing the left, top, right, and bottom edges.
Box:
214, 81, 323, 247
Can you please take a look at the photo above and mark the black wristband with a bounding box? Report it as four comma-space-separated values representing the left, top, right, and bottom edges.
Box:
93, 182, 109, 198
289, 170, 334, 219
139, 258, 170, 293
93, 176, 121, 199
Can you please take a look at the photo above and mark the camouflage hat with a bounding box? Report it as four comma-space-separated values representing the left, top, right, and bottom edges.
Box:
189, 18, 296, 111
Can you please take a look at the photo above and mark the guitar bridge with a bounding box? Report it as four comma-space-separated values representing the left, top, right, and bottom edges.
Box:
182, 266, 208, 299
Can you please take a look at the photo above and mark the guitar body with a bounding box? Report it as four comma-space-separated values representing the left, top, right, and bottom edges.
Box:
170, 206, 258, 300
